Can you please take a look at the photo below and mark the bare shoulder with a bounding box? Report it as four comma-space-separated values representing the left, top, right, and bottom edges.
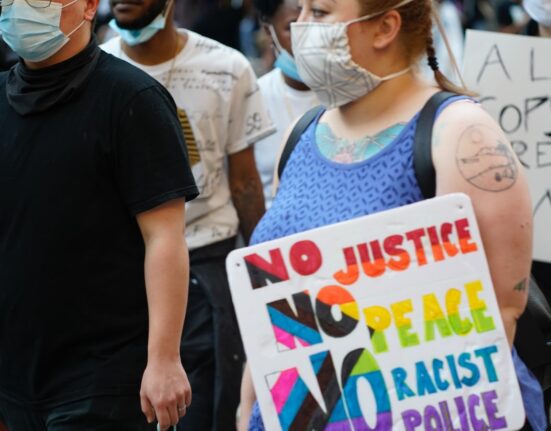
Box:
432, 100, 522, 194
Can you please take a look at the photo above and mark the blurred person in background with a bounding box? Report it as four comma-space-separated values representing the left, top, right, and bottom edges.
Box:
103, 0, 274, 428
432, 0, 464, 81
173, 0, 216, 28
497, 0, 531, 32
191, 0, 244, 49
462, 0, 496, 29
524, 0, 551, 35
95, 0, 114, 39
251, 0, 317, 210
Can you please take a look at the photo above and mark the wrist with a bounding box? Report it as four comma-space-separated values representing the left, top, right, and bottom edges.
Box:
147, 345, 181, 363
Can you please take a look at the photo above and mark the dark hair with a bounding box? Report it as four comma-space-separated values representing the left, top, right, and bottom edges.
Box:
252, 0, 283, 22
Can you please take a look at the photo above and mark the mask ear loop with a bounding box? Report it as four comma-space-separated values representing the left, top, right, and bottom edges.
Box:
267, 24, 285, 55
66, 18, 86, 36
160, 0, 173, 18
61, 0, 87, 37
61, 0, 80, 8
431, 5, 467, 89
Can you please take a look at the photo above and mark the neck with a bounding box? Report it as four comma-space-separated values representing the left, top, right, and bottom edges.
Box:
282, 72, 310, 91
24, 26, 91, 70
121, 22, 186, 66
540, 24, 551, 37
337, 71, 421, 124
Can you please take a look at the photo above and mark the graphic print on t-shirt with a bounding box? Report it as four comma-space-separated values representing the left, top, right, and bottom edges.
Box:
177, 108, 201, 166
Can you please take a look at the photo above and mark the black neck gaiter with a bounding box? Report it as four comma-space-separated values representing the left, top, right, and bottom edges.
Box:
6, 38, 101, 116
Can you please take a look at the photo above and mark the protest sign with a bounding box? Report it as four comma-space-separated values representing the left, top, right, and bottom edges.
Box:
463, 30, 551, 263
227, 194, 524, 431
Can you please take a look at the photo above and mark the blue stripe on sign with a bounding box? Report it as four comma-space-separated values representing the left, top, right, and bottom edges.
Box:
267, 306, 322, 346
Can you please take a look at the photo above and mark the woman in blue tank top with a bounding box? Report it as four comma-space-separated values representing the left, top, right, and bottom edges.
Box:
241, 0, 547, 429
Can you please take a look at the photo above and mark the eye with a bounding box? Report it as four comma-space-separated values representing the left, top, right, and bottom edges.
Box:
312, 8, 327, 18
311, 7, 328, 18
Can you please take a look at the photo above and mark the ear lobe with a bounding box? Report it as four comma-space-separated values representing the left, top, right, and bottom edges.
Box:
372, 10, 402, 50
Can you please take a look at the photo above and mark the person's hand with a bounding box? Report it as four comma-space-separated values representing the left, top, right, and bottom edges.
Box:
140, 358, 192, 430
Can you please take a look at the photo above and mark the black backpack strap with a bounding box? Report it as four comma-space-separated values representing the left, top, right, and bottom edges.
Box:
277, 106, 324, 180
413, 91, 459, 199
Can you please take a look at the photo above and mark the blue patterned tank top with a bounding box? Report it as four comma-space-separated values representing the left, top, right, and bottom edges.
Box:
251, 98, 463, 245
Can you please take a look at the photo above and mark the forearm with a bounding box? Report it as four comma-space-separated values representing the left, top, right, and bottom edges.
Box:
484, 219, 532, 345
144, 236, 189, 360
238, 363, 256, 431
231, 176, 266, 244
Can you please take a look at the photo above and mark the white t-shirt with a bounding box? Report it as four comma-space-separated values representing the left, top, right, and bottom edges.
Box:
102, 30, 274, 249
255, 68, 318, 208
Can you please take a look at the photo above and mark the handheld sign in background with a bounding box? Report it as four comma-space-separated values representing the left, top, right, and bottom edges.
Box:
227, 194, 524, 431
463, 30, 551, 263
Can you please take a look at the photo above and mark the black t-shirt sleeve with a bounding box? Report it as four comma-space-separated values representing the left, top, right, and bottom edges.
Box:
115, 85, 199, 215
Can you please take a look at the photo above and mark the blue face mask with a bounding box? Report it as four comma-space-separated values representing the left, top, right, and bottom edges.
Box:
109, 1, 170, 46
0, 0, 85, 62
268, 25, 303, 83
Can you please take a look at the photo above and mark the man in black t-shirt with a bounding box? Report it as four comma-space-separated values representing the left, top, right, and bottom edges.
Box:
0, 0, 199, 430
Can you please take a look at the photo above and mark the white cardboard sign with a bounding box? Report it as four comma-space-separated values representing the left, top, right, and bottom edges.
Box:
227, 194, 524, 431
463, 30, 551, 263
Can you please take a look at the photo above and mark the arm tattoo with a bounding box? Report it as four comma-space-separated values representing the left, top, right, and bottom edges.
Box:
513, 278, 528, 292
455, 124, 518, 192
231, 176, 265, 245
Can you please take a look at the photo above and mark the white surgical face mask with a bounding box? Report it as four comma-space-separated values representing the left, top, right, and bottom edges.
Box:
0, 0, 85, 62
524, 0, 551, 27
290, 0, 414, 109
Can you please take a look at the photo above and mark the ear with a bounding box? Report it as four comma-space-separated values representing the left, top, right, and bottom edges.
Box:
261, 22, 274, 40
84, 0, 99, 21
371, 10, 402, 50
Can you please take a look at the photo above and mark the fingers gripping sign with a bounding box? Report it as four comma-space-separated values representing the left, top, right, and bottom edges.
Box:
140, 359, 192, 431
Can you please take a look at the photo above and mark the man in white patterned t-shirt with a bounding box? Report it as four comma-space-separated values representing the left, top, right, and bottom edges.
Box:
102, 1, 274, 429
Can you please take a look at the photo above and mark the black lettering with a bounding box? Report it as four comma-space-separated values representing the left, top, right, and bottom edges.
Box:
477, 44, 511, 84
499, 105, 522, 134
537, 142, 551, 168
524, 97, 549, 131
534, 190, 551, 216
530, 48, 551, 82
511, 140, 530, 169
